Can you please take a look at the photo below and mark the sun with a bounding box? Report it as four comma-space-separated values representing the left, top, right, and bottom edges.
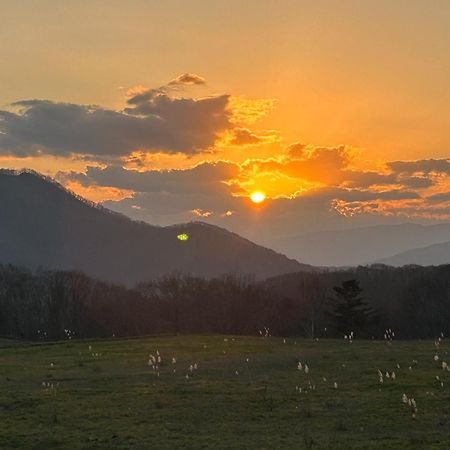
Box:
250, 191, 266, 204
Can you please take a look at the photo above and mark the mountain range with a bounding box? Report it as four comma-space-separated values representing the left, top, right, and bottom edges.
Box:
273, 223, 450, 267
0, 169, 306, 285
2, 169, 450, 283
376, 241, 450, 267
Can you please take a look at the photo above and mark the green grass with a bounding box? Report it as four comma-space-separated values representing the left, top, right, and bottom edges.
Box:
1, 335, 450, 449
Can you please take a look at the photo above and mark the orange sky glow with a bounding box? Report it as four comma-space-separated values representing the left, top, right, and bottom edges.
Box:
1, 0, 450, 240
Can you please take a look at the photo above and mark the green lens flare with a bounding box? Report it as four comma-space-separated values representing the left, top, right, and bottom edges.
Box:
177, 233, 189, 241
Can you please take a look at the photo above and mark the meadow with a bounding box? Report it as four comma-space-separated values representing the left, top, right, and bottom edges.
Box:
1, 335, 450, 449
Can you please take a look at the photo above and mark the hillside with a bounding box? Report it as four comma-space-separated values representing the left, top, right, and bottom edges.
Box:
273, 223, 450, 267
0, 169, 306, 285
376, 241, 450, 266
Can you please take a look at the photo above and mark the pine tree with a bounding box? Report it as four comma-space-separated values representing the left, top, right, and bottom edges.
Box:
328, 280, 373, 337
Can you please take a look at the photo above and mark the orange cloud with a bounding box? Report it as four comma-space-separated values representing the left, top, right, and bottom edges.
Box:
218, 127, 281, 149
126, 85, 149, 97
5, 74, 450, 228
64, 181, 134, 203
168, 73, 206, 86
227, 96, 277, 126
0, 154, 94, 176
191, 208, 213, 217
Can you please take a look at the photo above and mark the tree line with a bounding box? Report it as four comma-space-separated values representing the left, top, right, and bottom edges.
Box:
0, 264, 449, 340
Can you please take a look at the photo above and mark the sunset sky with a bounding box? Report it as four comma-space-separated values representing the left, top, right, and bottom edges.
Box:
2, 0, 450, 249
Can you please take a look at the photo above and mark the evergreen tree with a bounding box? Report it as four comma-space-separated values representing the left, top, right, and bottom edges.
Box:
328, 280, 373, 337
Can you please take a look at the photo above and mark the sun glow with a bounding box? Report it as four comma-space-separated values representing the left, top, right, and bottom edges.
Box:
250, 191, 266, 204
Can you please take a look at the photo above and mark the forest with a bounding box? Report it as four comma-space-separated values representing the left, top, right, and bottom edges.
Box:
1, 263, 449, 341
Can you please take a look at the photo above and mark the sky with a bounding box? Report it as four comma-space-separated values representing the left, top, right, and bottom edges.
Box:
1, 0, 450, 249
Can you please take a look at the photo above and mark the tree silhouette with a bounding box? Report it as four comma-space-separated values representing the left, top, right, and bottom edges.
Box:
328, 280, 373, 337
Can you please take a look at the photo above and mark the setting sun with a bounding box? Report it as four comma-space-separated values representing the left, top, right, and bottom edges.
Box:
250, 191, 266, 204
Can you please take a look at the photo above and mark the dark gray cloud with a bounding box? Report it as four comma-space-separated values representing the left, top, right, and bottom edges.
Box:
341, 170, 397, 188
59, 161, 245, 226
343, 172, 432, 189
426, 192, 450, 203
60, 161, 239, 196
104, 189, 242, 224
397, 175, 434, 189
299, 186, 420, 202
229, 128, 263, 146
0, 92, 231, 157
388, 159, 450, 175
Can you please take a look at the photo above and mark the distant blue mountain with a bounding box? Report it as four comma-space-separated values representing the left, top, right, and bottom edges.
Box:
273, 223, 450, 267
376, 241, 450, 266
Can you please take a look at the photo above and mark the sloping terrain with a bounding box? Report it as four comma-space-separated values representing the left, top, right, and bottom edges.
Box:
0, 170, 306, 285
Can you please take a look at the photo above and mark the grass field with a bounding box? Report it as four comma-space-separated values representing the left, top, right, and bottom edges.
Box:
1, 335, 450, 449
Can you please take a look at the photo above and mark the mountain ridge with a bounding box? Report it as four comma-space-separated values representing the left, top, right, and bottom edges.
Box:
375, 240, 450, 266
0, 169, 307, 285
273, 222, 450, 266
